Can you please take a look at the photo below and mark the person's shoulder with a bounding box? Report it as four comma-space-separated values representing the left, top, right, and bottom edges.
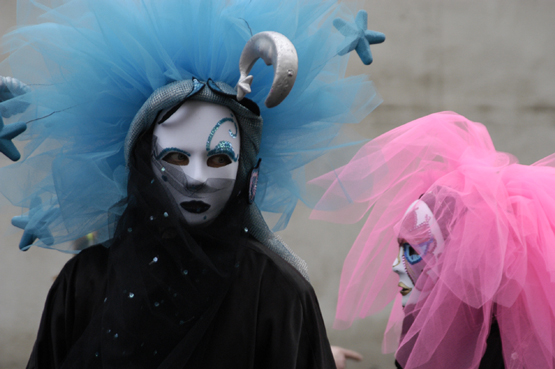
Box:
242, 237, 313, 295
59, 244, 109, 284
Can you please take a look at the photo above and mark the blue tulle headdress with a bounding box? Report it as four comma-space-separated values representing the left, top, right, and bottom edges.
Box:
0, 0, 383, 254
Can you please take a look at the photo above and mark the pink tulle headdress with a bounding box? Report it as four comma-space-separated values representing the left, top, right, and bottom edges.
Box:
311, 111, 555, 368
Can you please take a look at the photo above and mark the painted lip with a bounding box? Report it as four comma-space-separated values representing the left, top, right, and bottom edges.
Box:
398, 282, 413, 296
180, 201, 211, 214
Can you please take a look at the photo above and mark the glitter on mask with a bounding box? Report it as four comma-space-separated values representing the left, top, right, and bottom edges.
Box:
207, 141, 238, 162
228, 116, 238, 139
206, 117, 237, 151
156, 147, 191, 161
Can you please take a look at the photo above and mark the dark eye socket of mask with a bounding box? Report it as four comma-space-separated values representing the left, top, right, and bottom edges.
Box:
207, 154, 232, 168
163, 152, 190, 166
403, 243, 419, 257
403, 242, 423, 264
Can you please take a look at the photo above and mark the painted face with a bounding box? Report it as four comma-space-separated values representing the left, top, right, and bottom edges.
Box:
151, 100, 241, 226
392, 242, 417, 307
392, 199, 444, 306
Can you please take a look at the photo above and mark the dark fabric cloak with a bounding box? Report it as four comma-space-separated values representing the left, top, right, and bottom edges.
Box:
27, 239, 335, 368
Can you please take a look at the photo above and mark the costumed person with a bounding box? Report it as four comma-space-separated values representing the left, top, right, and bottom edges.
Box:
311, 111, 555, 368
0, 0, 385, 368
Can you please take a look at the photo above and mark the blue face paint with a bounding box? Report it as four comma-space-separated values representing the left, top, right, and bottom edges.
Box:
403, 238, 434, 265
403, 243, 422, 265
207, 141, 238, 162
156, 147, 191, 161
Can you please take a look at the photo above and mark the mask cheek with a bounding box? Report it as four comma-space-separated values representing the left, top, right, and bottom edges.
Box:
206, 159, 240, 180
204, 179, 235, 207
392, 250, 416, 307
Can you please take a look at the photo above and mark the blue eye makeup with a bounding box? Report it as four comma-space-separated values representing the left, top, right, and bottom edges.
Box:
403, 243, 422, 265
402, 238, 434, 265
207, 141, 238, 162
156, 147, 191, 160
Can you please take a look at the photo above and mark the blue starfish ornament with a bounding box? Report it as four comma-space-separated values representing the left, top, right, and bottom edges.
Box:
0, 117, 26, 161
12, 198, 57, 251
334, 10, 385, 65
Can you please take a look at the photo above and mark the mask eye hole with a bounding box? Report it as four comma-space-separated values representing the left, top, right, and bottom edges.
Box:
163, 152, 190, 166
207, 154, 232, 168
403, 242, 422, 264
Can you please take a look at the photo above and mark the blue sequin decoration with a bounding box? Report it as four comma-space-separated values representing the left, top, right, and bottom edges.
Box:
206, 117, 237, 151
156, 147, 190, 160
207, 141, 238, 162
228, 118, 238, 139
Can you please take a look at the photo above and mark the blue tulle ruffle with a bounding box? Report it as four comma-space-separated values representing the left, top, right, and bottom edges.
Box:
0, 0, 381, 251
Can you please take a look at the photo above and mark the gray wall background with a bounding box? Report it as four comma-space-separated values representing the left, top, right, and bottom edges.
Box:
1, 1, 554, 368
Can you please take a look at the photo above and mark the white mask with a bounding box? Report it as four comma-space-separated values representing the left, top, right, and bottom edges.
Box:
392, 200, 444, 307
151, 100, 241, 226
392, 243, 418, 307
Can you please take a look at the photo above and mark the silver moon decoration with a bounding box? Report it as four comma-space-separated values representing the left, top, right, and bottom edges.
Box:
236, 31, 298, 108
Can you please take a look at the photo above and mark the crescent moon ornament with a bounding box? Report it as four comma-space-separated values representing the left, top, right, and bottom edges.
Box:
236, 31, 298, 108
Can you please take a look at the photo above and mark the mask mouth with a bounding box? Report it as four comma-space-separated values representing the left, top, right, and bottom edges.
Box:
180, 201, 211, 214
398, 282, 413, 296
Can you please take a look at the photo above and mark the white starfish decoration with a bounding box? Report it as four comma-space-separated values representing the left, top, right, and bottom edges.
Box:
236, 74, 253, 101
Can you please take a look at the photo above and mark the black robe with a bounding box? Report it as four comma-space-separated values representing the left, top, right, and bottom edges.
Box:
27, 239, 336, 368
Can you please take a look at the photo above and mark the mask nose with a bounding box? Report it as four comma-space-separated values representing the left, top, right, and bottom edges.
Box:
181, 156, 209, 184
185, 177, 206, 192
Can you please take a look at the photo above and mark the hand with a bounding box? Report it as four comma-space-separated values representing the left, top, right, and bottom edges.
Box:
331, 345, 363, 369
